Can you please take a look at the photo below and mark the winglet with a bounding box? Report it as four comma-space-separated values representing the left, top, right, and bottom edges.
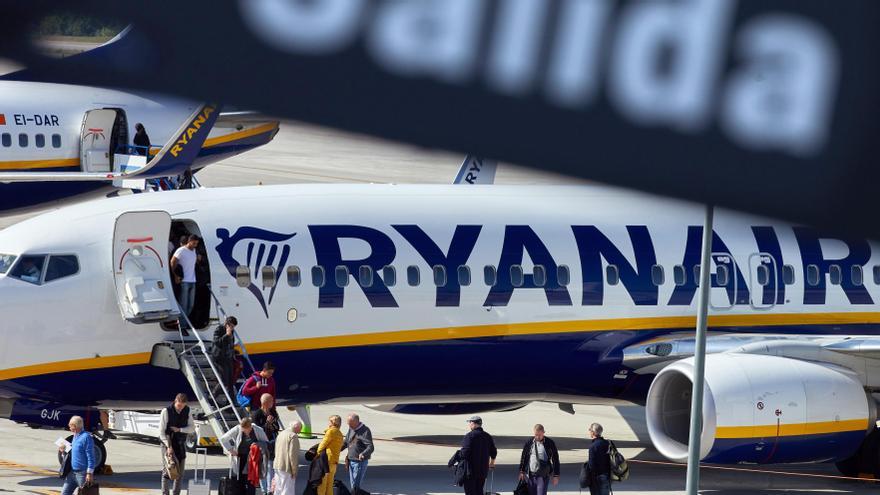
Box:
453, 155, 497, 185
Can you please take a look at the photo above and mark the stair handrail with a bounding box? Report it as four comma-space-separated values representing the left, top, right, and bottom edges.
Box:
175, 306, 242, 428
208, 286, 257, 376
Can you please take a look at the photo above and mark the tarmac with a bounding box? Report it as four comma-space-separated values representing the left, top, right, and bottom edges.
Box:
1, 58, 879, 494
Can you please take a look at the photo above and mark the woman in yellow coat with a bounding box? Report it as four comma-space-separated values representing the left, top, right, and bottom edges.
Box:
317, 415, 345, 495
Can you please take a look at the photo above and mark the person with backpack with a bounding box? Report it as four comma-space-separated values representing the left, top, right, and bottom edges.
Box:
459, 416, 497, 495
242, 361, 277, 409
587, 423, 611, 495
518, 424, 560, 495
211, 316, 238, 398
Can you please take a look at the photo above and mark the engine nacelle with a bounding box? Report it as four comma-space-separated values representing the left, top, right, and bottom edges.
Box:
646, 354, 876, 464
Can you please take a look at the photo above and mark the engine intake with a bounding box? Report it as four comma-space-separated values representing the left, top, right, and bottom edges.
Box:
646, 353, 875, 464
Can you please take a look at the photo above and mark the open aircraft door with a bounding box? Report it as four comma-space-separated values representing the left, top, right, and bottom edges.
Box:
80, 109, 117, 173
112, 211, 179, 323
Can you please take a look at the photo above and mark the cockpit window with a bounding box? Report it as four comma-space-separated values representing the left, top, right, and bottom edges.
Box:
9, 255, 46, 284
45, 255, 79, 282
0, 254, 16, 274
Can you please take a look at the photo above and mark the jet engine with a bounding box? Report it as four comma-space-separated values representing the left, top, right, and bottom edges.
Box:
646, 353, 875, 464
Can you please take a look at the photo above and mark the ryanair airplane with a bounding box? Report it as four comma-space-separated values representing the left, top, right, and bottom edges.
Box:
0, 82, 278, 212
0, 183, 878, 476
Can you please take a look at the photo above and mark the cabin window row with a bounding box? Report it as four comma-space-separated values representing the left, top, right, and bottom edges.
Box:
1, 133, 63, 149
235, 263, 880, 290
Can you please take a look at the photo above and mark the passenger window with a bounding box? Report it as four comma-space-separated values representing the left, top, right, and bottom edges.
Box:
829, 264, 841, 285
10, 255, 46, 284
693, 265, 701, 285
874, 265, 880, 285
673, 265, 686, 286
433, 265, 447, 287
0, 254, 16, 274
782, 264, 795, 285
286, 266, 301, 287
261, 266, 276, 288
484, 265, 497, 286
234, 266, 250, 288
717, 265, 729, 286
807, 264, 820, 286
359, 265, 373, 287
35, 134, 45, 148
407, 265, 420, 286
533, 265, 546, 287
651, 265, 664, 286
458, 265, 471, 286
382, 266, 396, 287
18, 133, 28, 147
311, 266, 325, 288
557, 265, 570, 286
44, 256, 79, 282
852, 265, 864, 286
1, 133, 10, 147
510, 265, 524, 287
335, 266, 350, 287
606, 265, 619, 285
52, 134, 62, 148
755, 265, 768, 286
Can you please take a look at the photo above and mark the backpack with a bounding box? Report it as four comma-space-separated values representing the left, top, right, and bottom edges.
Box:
235, 381, 251, 408
608, 440, 629, 481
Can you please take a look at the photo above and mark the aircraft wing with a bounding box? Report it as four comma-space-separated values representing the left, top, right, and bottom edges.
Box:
0, 102, 220, 182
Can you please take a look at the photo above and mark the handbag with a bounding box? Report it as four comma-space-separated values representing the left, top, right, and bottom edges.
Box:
77, 481, 100, 495
513, 478, 530, 495
578, 460, 591, 489
532, 440, 553, 478
164, 450, 181, 481
58, 451, 72, 479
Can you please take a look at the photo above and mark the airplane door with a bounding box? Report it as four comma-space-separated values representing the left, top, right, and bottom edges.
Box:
709, 253, 736, 310
112, 211, 179, 323
749, 253, 777, 310
80, 109, 117, 173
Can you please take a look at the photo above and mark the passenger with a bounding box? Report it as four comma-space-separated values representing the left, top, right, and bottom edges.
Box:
242, 361, 277, 409
459, 416, 497, 495
219, 417, 270, 495
133, 123, 151, 156
159, 393, 196, 495
251, 393, 280, 494
171, 234, 200, 331
316, 415, 344, 495
342, 413, 374, 493
587, 423, 612, 495
59, 415, 95, 495
518, 424, 560, 495
211, 316, 238, 398
273, 421, 302, 495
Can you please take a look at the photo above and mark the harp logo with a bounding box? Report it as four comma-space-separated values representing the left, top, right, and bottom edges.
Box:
215, 226, 297, 317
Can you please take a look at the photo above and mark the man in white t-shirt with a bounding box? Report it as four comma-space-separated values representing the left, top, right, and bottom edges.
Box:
171, 234, 200, 329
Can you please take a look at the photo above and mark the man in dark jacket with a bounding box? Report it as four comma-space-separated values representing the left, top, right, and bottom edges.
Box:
211, 316, 237, 397
587, 423, 611, 495
133, 123, 151, 156
459, 416, 497, 495
518, 424, 560, 494
342, 413, 374, 492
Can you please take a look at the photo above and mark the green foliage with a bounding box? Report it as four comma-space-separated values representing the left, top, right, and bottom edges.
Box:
37, 13, 124, 38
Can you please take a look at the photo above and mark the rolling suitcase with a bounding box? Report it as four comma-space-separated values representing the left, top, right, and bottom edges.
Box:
219, 463, 245, 495
186, 448, 211, 495
484, 470, 500, 495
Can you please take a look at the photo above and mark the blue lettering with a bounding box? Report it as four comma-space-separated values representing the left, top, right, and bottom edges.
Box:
668, 227, 749, 306
309, 225, 398, 308
485, 226, 572, 307
393, 225, 481, 307
572, 226, 657, 306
